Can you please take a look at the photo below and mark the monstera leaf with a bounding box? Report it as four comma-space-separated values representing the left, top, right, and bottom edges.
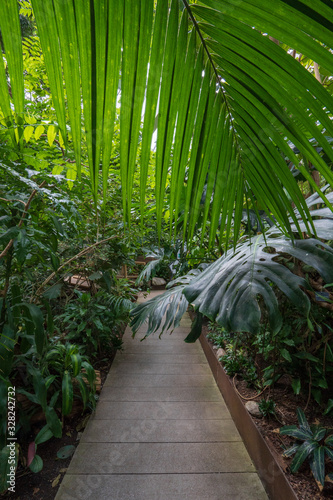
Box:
183, 234, 333, 334
131, 194, 333, 337
130, 269, 202, 338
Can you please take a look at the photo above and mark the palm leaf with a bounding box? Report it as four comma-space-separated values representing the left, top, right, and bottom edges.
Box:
0, 0, 333, 244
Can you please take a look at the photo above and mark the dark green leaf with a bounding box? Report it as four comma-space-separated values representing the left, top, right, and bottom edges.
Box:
184, 312, 203, 343
309, 446, 325, 487
56, 445, 75, 460
35, 425, 53, 445
29, 454, 43, 473
290, 440, 318, 473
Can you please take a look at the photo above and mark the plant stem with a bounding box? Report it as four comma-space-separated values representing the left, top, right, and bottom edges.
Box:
0, 181, 46, 260
35, 235, 120, 296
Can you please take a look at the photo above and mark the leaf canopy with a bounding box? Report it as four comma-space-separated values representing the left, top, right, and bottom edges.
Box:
0, 0, 333, 243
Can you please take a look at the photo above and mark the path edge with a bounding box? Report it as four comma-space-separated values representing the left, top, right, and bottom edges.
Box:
199, 332, 298, 500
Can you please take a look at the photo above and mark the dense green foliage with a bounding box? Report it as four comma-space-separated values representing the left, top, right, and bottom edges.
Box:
0, 0, 333, 493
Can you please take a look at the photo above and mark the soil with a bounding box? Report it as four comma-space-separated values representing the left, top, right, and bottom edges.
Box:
199, 319, 333, 500
0, 353, 117, 500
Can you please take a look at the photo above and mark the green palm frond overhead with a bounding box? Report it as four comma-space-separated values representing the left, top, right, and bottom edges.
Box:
0, 0, 333, 244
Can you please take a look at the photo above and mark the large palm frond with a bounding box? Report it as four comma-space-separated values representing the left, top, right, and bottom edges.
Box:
0, 0, 333, 243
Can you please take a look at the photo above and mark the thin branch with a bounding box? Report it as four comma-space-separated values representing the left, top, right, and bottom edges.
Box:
35, 235, 120, 296
0, 198, 25, 205
0, 181, 46, 260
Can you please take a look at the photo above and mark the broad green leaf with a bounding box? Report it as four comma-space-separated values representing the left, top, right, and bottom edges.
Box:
0, 227, 19, 245
279, 425, 313, 440
296, 408, 310, 431
34, 125, 44, 140
29, 454, 43, 473
57, 445, 75, 460
81, 362, 96, 388
324, 400, 333, 416
290, 440, 318, 473
131, 269, 203, 337
43, 284, 62, 300
24, 126, 34, 143
22, 303, 45, 355
35, 425, 53, 445
45, 407, 62, 438
70, 354, 81, 378
62, 370, 73, 416
47, 125, 57, 147
75, 374, 89, 408
309, 446, 325, 487
291, 378, 301, 396
184, 312, 203, 344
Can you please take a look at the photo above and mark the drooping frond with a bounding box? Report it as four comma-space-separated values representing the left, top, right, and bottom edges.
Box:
0, 0, 333, 243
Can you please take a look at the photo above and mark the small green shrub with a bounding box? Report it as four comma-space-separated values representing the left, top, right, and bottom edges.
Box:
258, 398, 276, 417
54, 290, 132, 357
280, 408, 333, 490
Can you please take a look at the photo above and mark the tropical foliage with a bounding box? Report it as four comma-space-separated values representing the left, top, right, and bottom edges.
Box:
131, 190, 333, 337
0, 0, 332, 243
280, 408, 333, 490
0, 0, 333, 493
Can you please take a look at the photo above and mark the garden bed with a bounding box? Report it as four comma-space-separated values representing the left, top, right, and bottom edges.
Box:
198, 322, 333, 500
0, 347, 118, 500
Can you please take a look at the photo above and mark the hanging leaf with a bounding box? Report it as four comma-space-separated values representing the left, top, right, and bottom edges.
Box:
24, 125, 34, 143
47, 125, 57, 147
34, 125, 44, 140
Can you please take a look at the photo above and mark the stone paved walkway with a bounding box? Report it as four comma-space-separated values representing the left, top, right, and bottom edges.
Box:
56, 291, 268, 500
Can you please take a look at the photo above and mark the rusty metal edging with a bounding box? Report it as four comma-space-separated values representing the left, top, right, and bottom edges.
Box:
199, 333, 298, 500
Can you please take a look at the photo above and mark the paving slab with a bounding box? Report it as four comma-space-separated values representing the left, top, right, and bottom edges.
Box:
81, 418, 242, 443
111, 352, 206, 364
93, 400, 229, 420
115, 342, 203, 354
56, 292, 268, 500
109, 361, 211, 375
103, 372, 216, 388
67, 442, 256, 474
56, 473, 268, 500
98, 385, 222, 402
